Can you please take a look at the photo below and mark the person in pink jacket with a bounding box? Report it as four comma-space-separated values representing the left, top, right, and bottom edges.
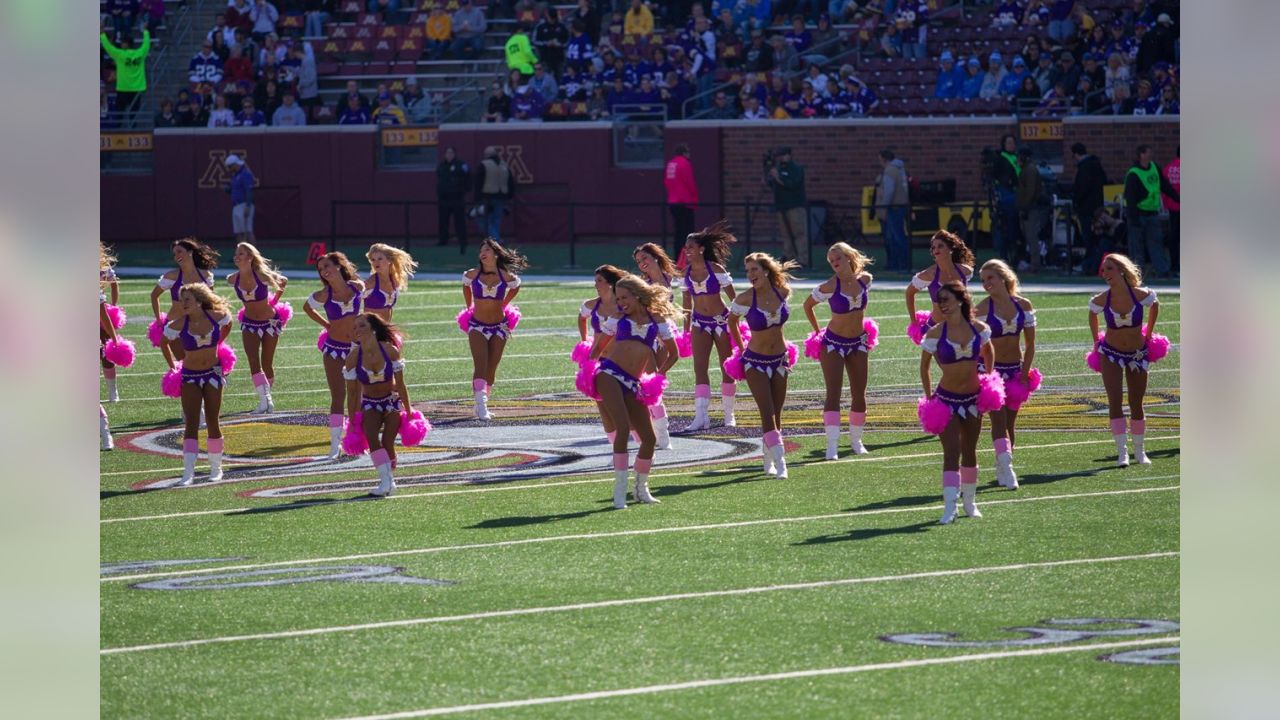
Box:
665, 143, 700, 251
1161, 147, 1179, 276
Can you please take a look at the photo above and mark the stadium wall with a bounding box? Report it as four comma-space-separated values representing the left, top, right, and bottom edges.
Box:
101, 118, 1177, 244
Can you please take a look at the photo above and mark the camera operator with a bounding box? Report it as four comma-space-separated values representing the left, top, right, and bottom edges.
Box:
765, 146, 809, 268
991, 133, 1021, 264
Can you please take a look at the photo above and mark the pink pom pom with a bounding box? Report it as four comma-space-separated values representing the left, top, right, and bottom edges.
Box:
571, 341, 593, 366
723, 349, 746, 381
161, 362, 183, 398
977, 372, 1007, 414
399, 409, 431, 446
674, 329, 693, 358
1004, 368, 1041, 411
917, 395, 952, 435
237, 307, 246, 323
736, 321, 752, 348
317, 330, 329, 352
1147, 333, 1171, 363
785, 341, 799, 368
273, 301, 293, 327
102, 338, 137, 368
105, 304, 126, 330
341, 413, 369, 455
503, 304, 522, 330
147, 313, 168, 348
217, 343, 238, 376
1025, 367, 1043, 392
456, 306, 474, 334
1085, 349, 1102, 373
863, 318, 880, 350
637, 373, 668, 407
803, 330, 823, 360
575, 360, 602, 401
906, 310, 931, 346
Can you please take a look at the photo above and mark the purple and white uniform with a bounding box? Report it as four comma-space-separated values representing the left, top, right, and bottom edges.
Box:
921, 321, 991, 417
979, 297, 1036, 379
362, 274, 398, 312
598, 312, 674, 395
1089, 285, 1157, 371
729, 288, 792, 377
911, 264, 972, 325
465, 271, 521, 339
230, 269, 286, 337
163, 310, 232, 387
811, 275, 872, 356
343, 342, 406, 414
683, 264, 734, 335
308, 282, 362, 359
157, 267, 215, 302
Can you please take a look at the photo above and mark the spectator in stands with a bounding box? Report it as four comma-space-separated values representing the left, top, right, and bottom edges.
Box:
785, 15, 812, 56
100, 29, 152, 123
742, 95, 767, 119
295, 43, 319, 109
771, 33, 798, 72
233, 28, 257, 64
452, 0, 489, 59
107, 0, 137, 44
153, 99, 178, 128
1013, 75, 1040, 112
933, 51, 962, 99
337, 80, 371, 114
809, 13, 839, 57
401, 78, 432, 123
878, 22, 902, 58
209, 15, 237, 48
504, 68, 527, 96
1050, 50, 1081, 97
506, 25, 539, 81
1148, 13, 1177, 67
305, 0, 333, 37
1035, 82, 1071, 116
796, 81, 824, 117
211, 30, 232, 63
529, 62, 559, 101
1105, 81, 1134, 115
425, 6, 452, 60
824, 76, 855, 116
638, 47, 672, 85
572, 0, 599, 45
991, 0, 1022, 28
804, 62, 830, 96
1156, 83, 1178, 115
1031, 52, 1055, 95
960, 57, 984, 99
1085, 24, 1108, 59
1129, 78, 1158, 115
896, 0, 929, 60
1045, 0, 1077, 44
702, 90, 736, 119
565, 19, 595, 71
139, 0, 165, 35
739, 73, 767, 108
734, 0, 773, 36
237, 96, 268, 126
979, 52, 1008, 100
1124, 144, 1177, 277
1104, 52, 1131, 100
273, 91, 307, 126
255, 80, 284, 120
1069, 142, 1108, 272
228, 0, 255, 32
174, 88, 201, 127
605, 76, 631, 111
998, 55, 1028, 98
483, 81, 512, 122
250, 0, 280, 41
338, 94, 372, 124
850, 76, 878, 114
1075, 75, 1107, 114
1078, 52, 1104, 89
534, 7, 569, 76
875, 148, 909, 271
223, 46, 253, 93
372, 92, 408, 125
767, 147, 809, 266
1021, 42, 1042, 74
560, 64, 586, 100
368, 0, 403, 26
625, 0, 655, 38
190, 39, 226, 85
742, 28, 774, 73
587, 85, 610, 119
716, 8, 743, 47
474, 146, 515, 240
1015, 146, 1046, 272
208, 93, 236, 127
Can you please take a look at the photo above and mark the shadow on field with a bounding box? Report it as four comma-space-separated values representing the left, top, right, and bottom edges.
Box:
225, 496, 377, 516
652, 473, 763, 498
466, 506, 614, 529
794, 520, 936, 545
844, 493, 940, 512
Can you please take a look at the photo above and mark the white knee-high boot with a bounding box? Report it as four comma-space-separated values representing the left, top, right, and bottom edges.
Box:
473, 378, 492, 420
1131, 418, 1151, 464
328, 414, 344, 460
633, 457, 660, 504
100, 405, 113, 450
207, 437, 224, 483
688, 385, 711, 431
179, 438, 198, 486
848, 410, 868, 454
650, 403, 672, 450
720, 382, 737, 426
612, 452, 629, 509
823, 411, 841, 460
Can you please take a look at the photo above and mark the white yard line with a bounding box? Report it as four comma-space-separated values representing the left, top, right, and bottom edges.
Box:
100, 551, 1177, 655
101, 482, 1179, 582
326, 636, 1180, 719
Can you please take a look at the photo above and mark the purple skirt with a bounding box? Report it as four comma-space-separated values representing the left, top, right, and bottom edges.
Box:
321, 337, 352, 360
182, 366, 224, 389
690, 309, 730, 335
1099, 341, 1150, 372
978, 360, 1022, 382
241, 315, 283, 338
469, 317, 510, 340
743, 349, 789, 377
597, 357, 640, 396
362, 394, 402, 414
821, 328, 870, 357
935, 386, 980, 418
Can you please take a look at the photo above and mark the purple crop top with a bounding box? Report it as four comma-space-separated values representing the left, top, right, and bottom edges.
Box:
684, 265, 733, 297
580, 298, 622, 336
811, 275, 868, 315
730, 287, 790, 332
1090, 285, 1156, 330
307, 282, 362, 321
164, 309, 231, 351
921, 321, 990, 365
466, 270, 520, 301
604, 312, 674, 352
362, 274, 398, 310
911, 264, 972, 303
230, 269, 270, 304
985, 297, 1036, 338
342, 342, 405, 386
157, 267, 215, 302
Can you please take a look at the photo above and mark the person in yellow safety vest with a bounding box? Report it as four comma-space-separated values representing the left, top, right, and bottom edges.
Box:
100, 29, 152, 120
1123, 144, 1179, 278
505, 25, 538, 80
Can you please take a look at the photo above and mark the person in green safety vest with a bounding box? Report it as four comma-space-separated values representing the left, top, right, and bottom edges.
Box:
1123, 144, 1179, 278
990, 133, 1022, 265
505, 25, 539, 81
100, 29, 152, 123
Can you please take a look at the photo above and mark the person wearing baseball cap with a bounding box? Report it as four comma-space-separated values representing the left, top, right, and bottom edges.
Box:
979, 51, 1007, 100
224, 154, 256, 243
999, 54, 1028, 97
934, 50, 963, 99
961, 56, 985, 99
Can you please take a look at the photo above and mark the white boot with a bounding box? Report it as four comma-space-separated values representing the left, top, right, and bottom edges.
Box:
996, 453, 1018, 489
721, 394, 736, 427
939, 486, 959, 525
635, 474, 661, 504
100, 411, 114, 451
1114, 434, 1130, 467
762, 443, 775, 476
250, 382, 274, 414
328, 426, 342, 461
653, 416, 672, 450
824, 425, 841, 460
179, 452, 197, 486
848, 423, 868, 454
474, 390, 492, 421
1132, 434, 1151, 465
687, 397, 710, 431
372, 463, 396, 497
208, 448, 224, 483
106, 378, 119, 403
770, 443, 788, 479
962, 484, 982, 518
613, 470, 629, 509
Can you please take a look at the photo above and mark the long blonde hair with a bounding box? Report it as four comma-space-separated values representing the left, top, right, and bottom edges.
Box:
368, 243, 418, 291
1102, 252, 1143, 288
829, 242, 872, 276
180, 284, 231, 317
237, 242, 287, 290
99, 242, 117, 274
980, 259, 1020, 296
744, 252, 800, 297
615, 273, 683, 322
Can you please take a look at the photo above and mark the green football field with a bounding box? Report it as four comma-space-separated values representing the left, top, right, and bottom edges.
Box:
100, 277, 1179, 719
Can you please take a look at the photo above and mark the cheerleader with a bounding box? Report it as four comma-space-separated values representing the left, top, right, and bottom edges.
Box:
976, 260, 1037, 488
462, 238, 527, 420
904, 230, 974, 343
150, 238, 218, 370
633, 242, 679, 448
801, 243, 875, 460
163, 285, 233, 485
1088, 253, 1160, 466
363, 243, 418, 321
680, 223, 740, 431
726, 253, 799, 479
344, 313, 412, 497
100, 243, 122, 402
303, 252, 365, 459
228, 243, 288, 414
99, 294, 118, 451
590, 274, 681, 509
919, 282, 995, 524
578, 264, 627, 442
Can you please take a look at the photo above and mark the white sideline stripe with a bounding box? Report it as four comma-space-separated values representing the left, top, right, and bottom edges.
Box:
328, 636, 1181, 719
99, 436, 1180, 525
99, 552, 1178, 655
98, 434, 1179, 522
100, 483, 1178, 582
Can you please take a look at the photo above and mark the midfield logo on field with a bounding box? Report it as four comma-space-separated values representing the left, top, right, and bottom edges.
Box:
882, 618, 1180, 665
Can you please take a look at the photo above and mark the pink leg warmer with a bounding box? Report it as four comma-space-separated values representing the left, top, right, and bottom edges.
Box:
822, 411, 840, 426
695, 384, 712, 399
606, 431, 617, 443
993, 438, 1012, 455
649, 402, 667, 419
329, 414, 344, 429
104, 367, 117, 379
207, 438, 224, 454
763, 430, 782, 448
371, 448, 390, 468
960, 466, 979, 486
1110, 417, 1127, 435
252, 372, 269, 388
1131, 419, 1146, 435
720, 382, 736, 397
612, 452, 628, 471
634, 457, 653, 474
472, 378, 488, 394
183, 438, 199, 453
942, 470, 961, 488
848, 411, 866, 427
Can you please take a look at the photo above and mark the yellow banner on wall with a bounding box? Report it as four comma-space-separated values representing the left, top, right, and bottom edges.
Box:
100, 132, 154, 152
380, 127, 438, 147
1019, 121, 1064, 141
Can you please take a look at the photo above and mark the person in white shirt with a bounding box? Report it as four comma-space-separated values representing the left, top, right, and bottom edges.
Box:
271, 91, 307, 126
